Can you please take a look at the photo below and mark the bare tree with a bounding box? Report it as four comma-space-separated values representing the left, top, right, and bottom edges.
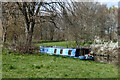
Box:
2, 3, 9, 43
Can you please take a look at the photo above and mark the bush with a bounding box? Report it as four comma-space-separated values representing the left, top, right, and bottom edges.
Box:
104, 41, 108, 43
80, 43, 84, 46
102, 42, 104, 44
5, 35, 40, 54
87, 41, 93, 44
2, 42, 10, 48
6, 40, 40, 54
14, 42, 40, 54
113, 39, 117, 43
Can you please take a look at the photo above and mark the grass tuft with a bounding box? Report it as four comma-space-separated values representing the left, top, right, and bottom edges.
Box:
9, 65, 16, 70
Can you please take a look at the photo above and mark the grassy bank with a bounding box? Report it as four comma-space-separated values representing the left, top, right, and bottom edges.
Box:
2, 41, 118, 78
36, 41, 92, 48
2, 53, 118, 78
36, 41, 76, 47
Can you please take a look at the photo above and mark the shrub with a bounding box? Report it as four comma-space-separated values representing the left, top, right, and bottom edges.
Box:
2, 42, 10, 48
87, 41, 93, 44
102, 42, 104, 44
7, 40, 40, 54
113, 39, 117, 43
14, 42, 40, 54
104, 41, 108, 43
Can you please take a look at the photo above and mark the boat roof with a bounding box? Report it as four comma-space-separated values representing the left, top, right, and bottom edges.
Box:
40, 46, 89, 49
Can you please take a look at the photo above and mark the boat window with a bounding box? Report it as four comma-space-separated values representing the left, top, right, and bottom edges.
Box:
85, 49, 89, 54
79, 49, 82, 56
84, 49, 85, 56
60, 49, 63, 54
68, 50, 72, 55
81, 49, 85, 56
54, 49, 57, 54
75, 49, 80, 57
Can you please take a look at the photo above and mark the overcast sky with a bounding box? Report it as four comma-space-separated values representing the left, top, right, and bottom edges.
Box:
100, 2, 118, 8
95, 0, 119, 8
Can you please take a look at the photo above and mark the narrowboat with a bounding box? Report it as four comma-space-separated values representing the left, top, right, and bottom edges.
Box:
40, 46, 94, 60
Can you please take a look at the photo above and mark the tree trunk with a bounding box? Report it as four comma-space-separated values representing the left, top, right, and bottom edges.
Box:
108, 32, 112, 41
3, 28, 7, 43
118, 7, 120, 74
25, 21, 35, 52
40, 27, 43, 40
118, 8, 120, 46
26, 31, 32, 46
50, 29, 54, 41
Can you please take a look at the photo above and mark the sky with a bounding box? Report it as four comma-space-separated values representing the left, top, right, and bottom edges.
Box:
72, 0, 119, 8
95, 0, 119, 8
100, 2, 118, 8
0, 0, 119, 8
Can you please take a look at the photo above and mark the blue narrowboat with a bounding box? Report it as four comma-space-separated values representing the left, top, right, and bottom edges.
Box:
40, 46, 94, 60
